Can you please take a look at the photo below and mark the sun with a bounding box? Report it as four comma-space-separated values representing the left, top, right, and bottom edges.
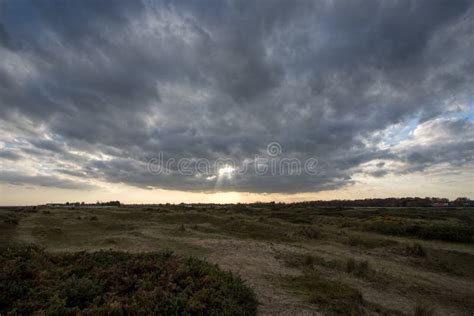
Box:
218, 165, 235, 177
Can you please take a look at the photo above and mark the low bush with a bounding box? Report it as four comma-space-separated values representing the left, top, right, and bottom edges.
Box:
346, 259, 370, 277
284, 270, 365, 315
0, 246, 257, 315
221, 220, 290, 241
404, 243, 426, 257
344, 235, 397, 248
3, 217, 19, 225
366, 222, 474, 243
346, 258, 356, 273
402, 247, 474, 278
414, 301, 435, 316
0, 213, 20, 226
276, 250, 337, 270
298, 226, 321, 239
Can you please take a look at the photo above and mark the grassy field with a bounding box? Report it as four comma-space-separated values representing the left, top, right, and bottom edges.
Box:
1, 205, 473, 315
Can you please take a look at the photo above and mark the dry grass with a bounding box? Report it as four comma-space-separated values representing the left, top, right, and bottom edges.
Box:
1, 205, 473, 315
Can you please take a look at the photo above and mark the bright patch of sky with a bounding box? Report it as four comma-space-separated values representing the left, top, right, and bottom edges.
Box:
377, 116, 420, 149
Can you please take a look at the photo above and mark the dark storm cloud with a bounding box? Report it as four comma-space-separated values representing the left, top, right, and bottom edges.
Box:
0, 0, 473, 192
0, 22, 13, 49
0, 171, 96, 190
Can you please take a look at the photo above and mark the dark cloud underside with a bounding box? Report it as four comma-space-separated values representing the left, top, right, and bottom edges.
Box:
0, 0, 473, 193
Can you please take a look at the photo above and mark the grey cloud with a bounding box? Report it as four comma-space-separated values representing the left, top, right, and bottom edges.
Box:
0, 0, 472, 193
29, 139, 66, 153
395, 119, 474, 174
55, 169, 89, 178
0, 150, 22, 161
0, 22, 13, 49
369, 170, 389, 178
0, 171, 96, 190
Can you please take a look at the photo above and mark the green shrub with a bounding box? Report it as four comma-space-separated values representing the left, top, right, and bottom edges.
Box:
0, 246, 257, 315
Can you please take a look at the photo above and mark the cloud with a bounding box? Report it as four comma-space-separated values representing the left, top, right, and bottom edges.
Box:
0, 0, 472, 194
394, 118, 474, 173
0, 22, 13, 49
0, 150, 22, 161
0, 171, 96, 190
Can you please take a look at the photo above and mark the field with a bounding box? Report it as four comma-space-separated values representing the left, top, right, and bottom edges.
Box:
1, 205, 473, 315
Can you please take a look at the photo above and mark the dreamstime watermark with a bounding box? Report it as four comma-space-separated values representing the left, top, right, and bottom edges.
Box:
147, 142, 320, 177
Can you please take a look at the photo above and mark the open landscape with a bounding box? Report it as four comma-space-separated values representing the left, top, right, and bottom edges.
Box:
2, 203, 473, 315
1, 0, 474, 315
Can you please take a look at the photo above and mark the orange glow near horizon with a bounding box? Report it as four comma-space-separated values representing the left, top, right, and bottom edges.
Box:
1, 168, 472, 206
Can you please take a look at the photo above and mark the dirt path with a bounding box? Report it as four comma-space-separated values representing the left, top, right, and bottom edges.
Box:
189, 238, 321, 315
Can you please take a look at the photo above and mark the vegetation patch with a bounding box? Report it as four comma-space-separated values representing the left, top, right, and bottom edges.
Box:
414, 301, 435, 316
282, 270, 365, 315
404, 243, 427, 257
2, 206, 474, 315
365, 222, 474, 243
278, 251, 391, 286
297, 226, 321, 239
346, 259, 370, 277
398, 246, 474, 278
0, 246, 257, 315
0, 212, 20, 227
343, 234, 398, 249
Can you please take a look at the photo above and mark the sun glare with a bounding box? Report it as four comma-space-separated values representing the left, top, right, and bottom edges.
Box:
218, 165, 235, 177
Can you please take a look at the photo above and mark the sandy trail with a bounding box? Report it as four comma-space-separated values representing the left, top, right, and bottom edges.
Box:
189, 238, 321, 315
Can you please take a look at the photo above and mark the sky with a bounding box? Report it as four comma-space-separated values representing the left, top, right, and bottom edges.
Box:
0, 0, 473, 205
